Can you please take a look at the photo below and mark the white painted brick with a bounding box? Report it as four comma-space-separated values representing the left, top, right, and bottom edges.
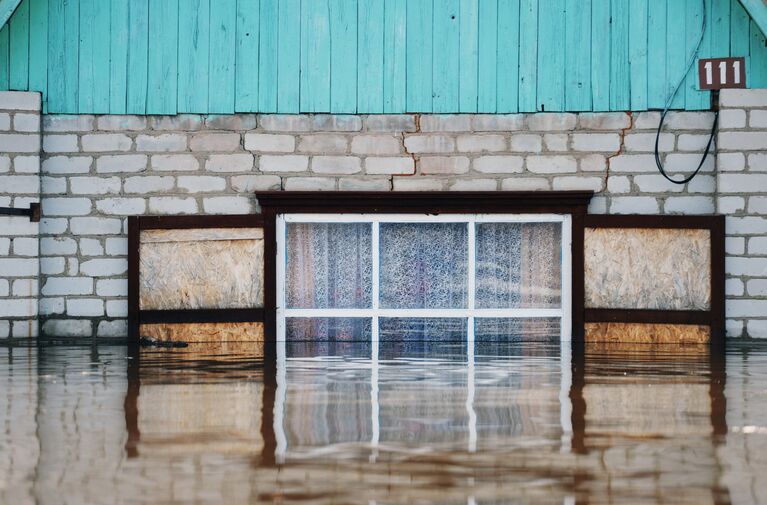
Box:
96, 154, 147, 173
606, 176, 631, 193
97, 115, 147, 131
719, 174, 767, 193
552, 177, 604, 191
543, 133, 568, 151
12, 237, 38, 256
750, 110, 767, 128
151, 154, 199, 171
719, 109, 747, 129
726, 216, 767, 234
663, 196, 715, 214
610, 196, 660, 214
500, 177, 550, 191
365, 115, 417, 132
13, 113, 40, 132
609, 154, 658, 172
40, 257, 65, 275
749, 237, 767, 255
205, 114, 257, 130
365, 157, 415, 175
727, 299, 767, 318
717, 196, 745, 214
749, 196, 767, 214
80, 258, 128, 277
749, 153, 767, 172
624, 133, 675, 152
79, 238, 104, 256
66, 298, 104, 317
105, 237, 128, 256
0, 113, 9, 130
0, 91, 40, 110
718, 131, 767, 151
41, 277, 93, 295
205, 153, 254, 172
351, 135, 402, 155
633, 111, 661, 129
719, 89, 767, 107
311, 156, 362, 174
392, 178, 446, 191
0, 299, 37, 318
42, 197, 92, 216
70, 217, 123, 235
39, 297, 64, 316
527, 114, 576, 131
231, 174, 281, 192
510, 134, 542, 152
471, 114, 525, 131
283, 177, 336, 190
81, 133, 132, 152
106, 299, 128, 317
13, 320, 39, 338
70, 176, 121, 195
41, 156, 92, 174
571, 133, 620, 152
578, 112, 631, 130
0, 155, 8, 172
0, 237, 10, 254
203, 196, 253, 214
746, 320, 767, 339
526, 155, 577, 174
97, 279, 128, 297
0, 278, 8, 295
420, 156, 470, 174
14, 196, 38, 207
0, 175, 39, 193
42, 319, 92, 337
258, 115, 313, 132
0, 320, 7, 338
403, 135, 455, 153
310, 115, 362, 131
339, 178, 391, 191
150, 115, 203, 131
298, 134, 348, 153
43, 114, 93, 131
717, 152, 745, 171
449, 179, 498, 191
14, 155, 39, 174
244, 133, 295, 152
98, 319, 128, 337
473, 156, 524, 174
726, 278, 744, 296
677, 134, 714, 152
590, 197, 608, 214
580, 154, 607, 172
726, 257, 767, 276
664, 111, 716, 130
177, 175, 227, 192
1, 216, 39, 235
148, 197, 198, 214
725, 236, 745, 255
11, 279, 37, 297
43, 134, 78, 153
136, 134, 188, 152
420, 114, 472, 132
96, 197, 146, 215
190, 133, 241, 151
259, 155, 309, 172
633, 174, 684, 193
747, 279, 767, 296
123, 176, 175, 193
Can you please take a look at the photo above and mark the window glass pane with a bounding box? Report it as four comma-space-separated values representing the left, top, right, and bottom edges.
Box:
379, 318, 467, 342
475, 222, 562, 309
285, 317, 372, 341
379, 223, 468, 309
474, 317, 561, 342
286, 223, 372, 308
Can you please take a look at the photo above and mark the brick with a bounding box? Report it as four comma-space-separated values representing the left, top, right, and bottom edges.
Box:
81, 133, 132, 152
420, 156, 470, 174
526, 155, 577, 174
449, 179, 498, 191
42, 197, 92, 216
392, 178, 446, 191
719, 89, 767, 107
606, 176, 631, 193
12, 278, 37, 296
725, 236, 745, 255
98, 319, 128, 337
543, 133, 568, 151
106, 300, 128, 317
0, 299, 37, 318
41, 277, 93, 296
0, 258, 37, 276
633, 174, 685, 193
43, 114, 93, 131
148, 197, 198, 214
339, 178, 391, 191
39, 217, 67, 234
718, 109, 747, 129
0, 175, 39, 193
633, 111, 661, 129
205, 114, 257, 130
471, 114, 526, 131
42, 319, 92, 337
79, 258, 128, 277
685, 174, 714, 193
0, 237, 8, 254
749, 196, 767, 213
97, 279, 128, 297
43, 134, 78, 153
750, 110, 767, 128
40, 257, 65, 275
473, 156, 524, 174
150, 114, 203, 131
0, 133, 39, 152
69, 217, 123, 235
258, 115, 313, 132
298, 134, 348, 153
552, 177, 604, 191
623, 133, 675, 152
96, 197, 146, 215
205, 153, 254, 172
726, 278, 745, 296
42, 156, 92, 174
677, 134, 714, 152
0, 113, 9, 130
719, 174, 767, 193
151, 154, 199, 171
590, 195, 613, 213
578, 112, 631, 130
351, 135, 402, 155
123, 176, 175, 193
97, 115, 147, 131
79, 238, 104, 256
717, 152, 745, 171
177, 175, 227, 192
749, 237, 767, 255
283, 177, 336, 190
0, 320, 7, 338
70, 176, 121, 195
609, 154, 657, 172
244, 133, 295, 152
190, 133, 241, 151
747, 320, 767, 339
66, 298, 104, 317
610, 196, 660, 214
259, 155, 309, 172
14, 155, 39, 174
96, 154, 147, 173
718, 132, 767, 151
664, 111, 716, 130
311, 156, 361, 174
0, 91, 41, 110
571, 133, 620, 152
510, 134, 542, 152
420, 114, 472, 132
105, 237, 128, 255
717, 196, 745, 214
365, 157, 415, 175
500, 178, 550, 191
39, 297, 65, 316
365, 115, 417, 132
136, 134, 187, 152
0, 278, 7, 295
528, 113, 576, 131
0, 155, 8, 172
231, 174, 281, 192
747, 279, 767, 296
310, 115, 362, 131
203, 196, 253, 214
663, 196, 715, 214
748, 153, 767, 172
727, 299, 767, 318
403, 135, 455, 153
726, 216, 767, 234
580, 154, 607, 172
41, 237, 77, 255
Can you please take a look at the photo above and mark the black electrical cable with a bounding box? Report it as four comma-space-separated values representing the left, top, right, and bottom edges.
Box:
654, 0, 718, 185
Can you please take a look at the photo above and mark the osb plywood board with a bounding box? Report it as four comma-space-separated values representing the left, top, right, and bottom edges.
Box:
585, 322, 710, 344
139, 228, 264, 310
585, 228, 710, 310
140, 322, 265, 343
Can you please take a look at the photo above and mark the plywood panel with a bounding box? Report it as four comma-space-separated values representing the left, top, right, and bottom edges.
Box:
584, 228, 711, 311
140, 322, 264, 343
585, 322, 710, 344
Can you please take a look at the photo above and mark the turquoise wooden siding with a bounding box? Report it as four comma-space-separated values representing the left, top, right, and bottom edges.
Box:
1, 0, 766, 114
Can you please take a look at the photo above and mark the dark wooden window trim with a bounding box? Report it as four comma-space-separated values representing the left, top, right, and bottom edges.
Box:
127, 214, 266, 341
583, 214, 726, 345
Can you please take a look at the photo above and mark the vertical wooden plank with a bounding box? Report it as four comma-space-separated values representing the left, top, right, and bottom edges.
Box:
300, 0, 330, 112
517, 0, 537, 112
666, 0, 686, 109
628, 0, 648, 110
47, 0, 77, 112
710, 0, 731, 57
178, 0, 210, 113
609, 0, 630, 110
406, 0, 433, 112
383, 0, 406, 112
731, 0, 750, 58
537, 0, 565, 111
0, 25, 8, 91
209, 0, 236, 113
684, 0, 708, 110
565, 0, 591, 111
9, 0, 28, 90
458, 0, 478, 112
127, 0, 149, 114
28, 0, 47, 103
147, 0, 179, 115
750, 19, 767, 88
591, 0, 609, 111
78, 0, 110, 113
477, 0, 497, 112
277, 0, 299, 112
235, 0, 259, 112
258, 0, 278, 112
358, 0, 384, 112
433, 0, 460, 112
329, 0, 357, 113
110, 0, 129, 114
496, 0, 519, 112
646, 0, 666, 109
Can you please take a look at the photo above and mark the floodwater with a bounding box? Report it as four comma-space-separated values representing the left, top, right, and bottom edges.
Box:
1, 340, 767, 505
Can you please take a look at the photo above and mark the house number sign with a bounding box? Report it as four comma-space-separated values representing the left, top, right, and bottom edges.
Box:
698, 57, 747, 90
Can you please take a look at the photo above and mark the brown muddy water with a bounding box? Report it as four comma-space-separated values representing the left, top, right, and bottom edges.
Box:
1, 340, 766, 505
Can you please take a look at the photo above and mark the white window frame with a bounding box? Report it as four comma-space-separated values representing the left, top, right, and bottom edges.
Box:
275, 213, 572, 344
